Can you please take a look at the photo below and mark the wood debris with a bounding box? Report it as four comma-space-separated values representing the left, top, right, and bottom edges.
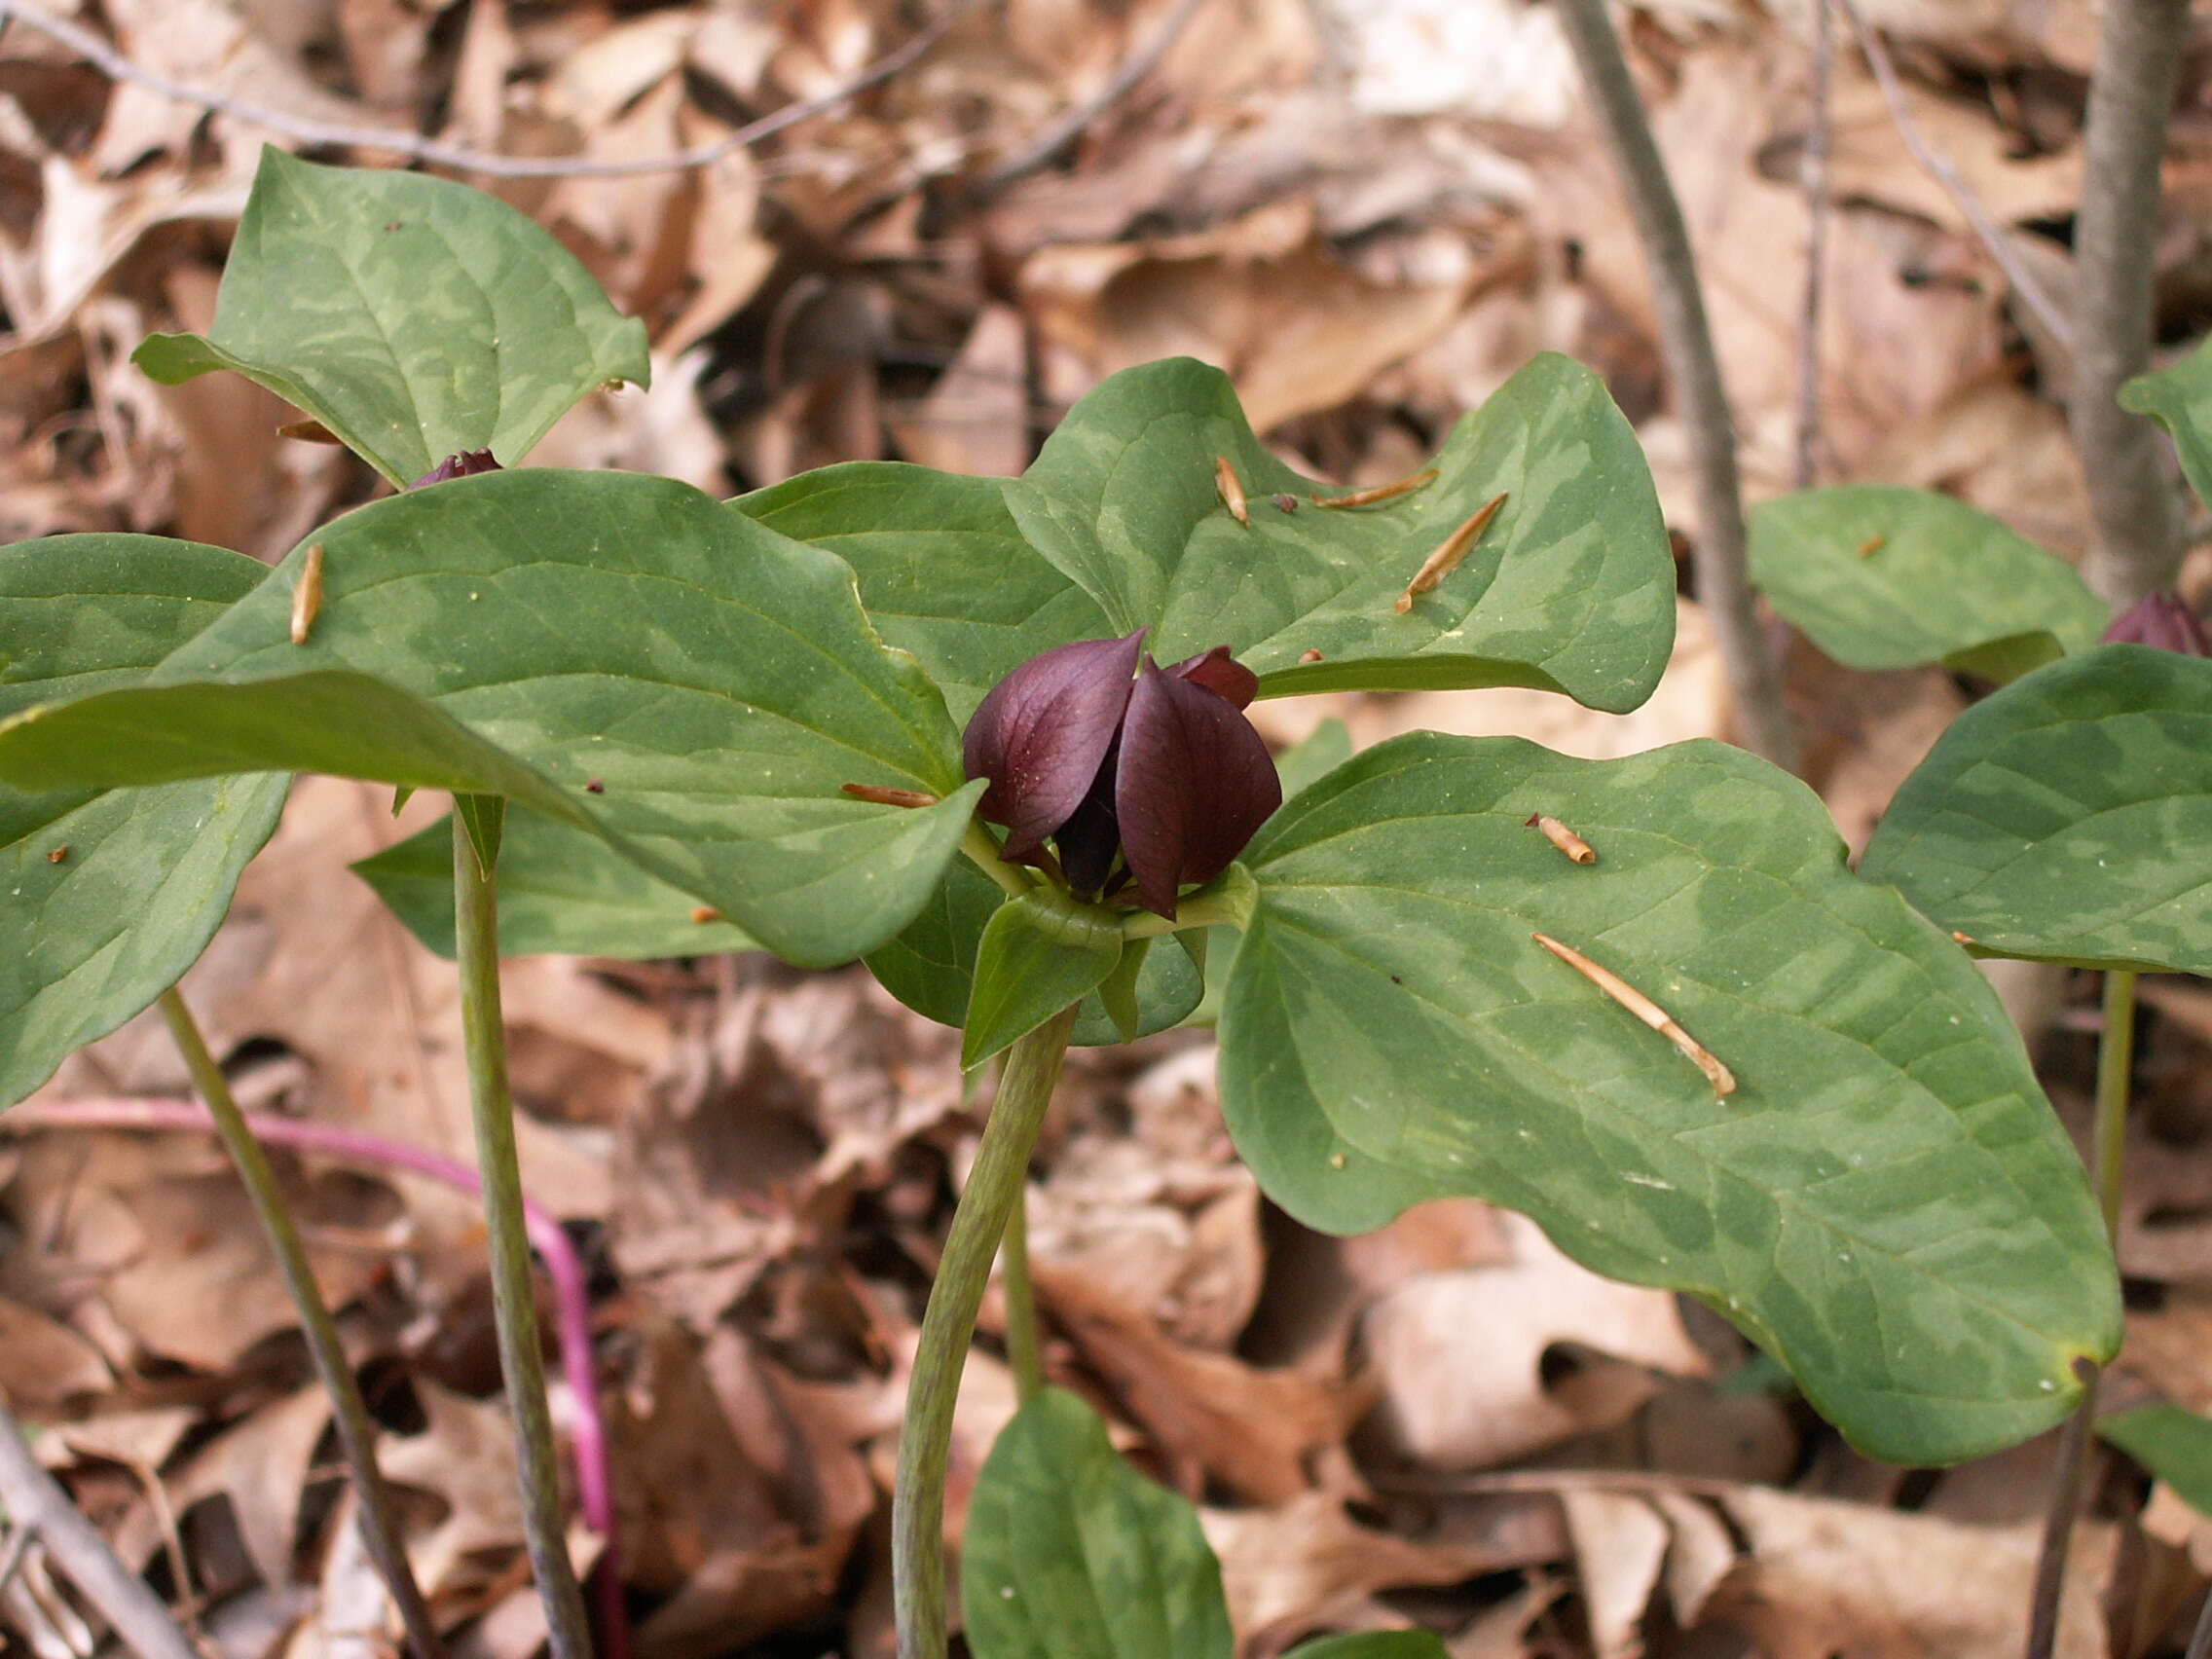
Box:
841, 783, 940, 808
1394, 493, 1506, 614
1215, 455, 1250, 527
1526, 815, 1596, 864
1530, 932, 1737, 1098
1311, 467, 1439, 509
289, 544, 325, 645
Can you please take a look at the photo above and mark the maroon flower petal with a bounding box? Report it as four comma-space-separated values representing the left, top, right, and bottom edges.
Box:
1163, 645, 1259, 709
410, 449, 503, 489
962, 630, 1145, 859
2102, 591, 2211, 657
1115, 659, 1282, 918
1053, 753, 1124, 898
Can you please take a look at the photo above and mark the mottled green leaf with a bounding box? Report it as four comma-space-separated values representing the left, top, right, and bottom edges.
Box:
2100, 1404, 2212, 1516
1748, 486, 2105, 682
1006, 356, 1675, 713
0, 535, 287, 1107
1862, 645, 2212, 973
0, 471, 978, 969
350, 809, 754, 958
1222, 732, 2120, 1465
963, 890, 1126, 1067
732, 462, 1109, 726
1283, 1636, 1449, 1659
133, 148, 647, 488
962, 1388, 1233, 1659
2121, 334, 2212, 513
864, 856, 1205, 1046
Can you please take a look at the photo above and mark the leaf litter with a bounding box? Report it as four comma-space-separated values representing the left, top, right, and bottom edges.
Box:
4, 0, 2212, 1654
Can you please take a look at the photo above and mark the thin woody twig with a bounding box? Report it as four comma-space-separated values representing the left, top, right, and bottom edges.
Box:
0, 1398, 198, 1659
1835, 0, 2075, 354
1794, 0, 1833, 491
2066, 0, 2191, 605
969, 0, 1210, 197
1552, 0, 1799, 774
0, 0, 968, 179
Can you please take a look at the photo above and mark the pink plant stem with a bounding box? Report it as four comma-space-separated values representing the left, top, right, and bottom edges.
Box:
12, 1097, 625, 1659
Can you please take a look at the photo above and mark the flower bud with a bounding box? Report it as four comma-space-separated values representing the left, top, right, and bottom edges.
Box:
411, 449, 502, 489
962, 634, 1280, 919
2101, 591, 2210, 657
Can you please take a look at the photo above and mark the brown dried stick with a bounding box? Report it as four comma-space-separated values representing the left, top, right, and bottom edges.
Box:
1311, 467, 1438, 509
1531, 932, 1737, 1098
0, 0, 970, 179
1527, 815, 1597, 864
1395, 493, 1505, 612
0, 1399, 198, 1659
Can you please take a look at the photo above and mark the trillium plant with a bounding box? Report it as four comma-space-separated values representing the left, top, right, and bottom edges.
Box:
6, 149, 2210, 1659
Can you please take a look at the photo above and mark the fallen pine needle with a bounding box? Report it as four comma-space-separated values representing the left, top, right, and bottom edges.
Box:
1530, 932, 1736, 1098
289, 543, 325, 645
1312, 466, 1438, 509
691, 906, 722, 924
1395, 493, 1506, 613
1215, 455, 1250, 527
1526, 814, 1596, 864
1855, 533, 1886, 558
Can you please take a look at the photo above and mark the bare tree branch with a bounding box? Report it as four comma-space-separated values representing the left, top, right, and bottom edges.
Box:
2067, 0, 2190, 605
970, 0, 1209, 198
0, 0, 970, 179
1553, 0, 1799, 773
0, 1401, 198, 1659
1836, 0, 2074, 356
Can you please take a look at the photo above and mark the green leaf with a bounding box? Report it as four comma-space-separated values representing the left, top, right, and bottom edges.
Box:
2100, 1404, 2212, 1516
1861, 645, 2212, 973
963, 890, 1126, 1068
1283, 1636, 1450, 1659
350, 809, 756, 958
132, 148, 648, 488
2121, 334, 2212, 513
1221, 732, 2120, 1465
1748, 486, 2106, 682
864, 856, 1205, 1046
0, 471, 978, 969
1006, 355, 1675, 714
454, 792, 504, 875
961, 1388, 1233, 1659
732, 462, 1110, 726
0, 535, 288, 1107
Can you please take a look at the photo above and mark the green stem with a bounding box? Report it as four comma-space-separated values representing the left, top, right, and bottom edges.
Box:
962, 820, 1031, 898
894, 1005, 1078, 1659
1000, 1190, 1043, 1404
452, 814, 593, 1659
2022, 968, 2136, 1659
157, 989, 445, 1659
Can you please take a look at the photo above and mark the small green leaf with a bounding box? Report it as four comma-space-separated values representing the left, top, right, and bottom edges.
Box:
1748, 486, 2105, 682
0, 471, 977, 969
1006, 355, 1675, 713
1094, 937, 1152, 1043
962, 1388, 1233, 1659
352, 810, 756, 958
0, 535, 287, 1107
864, 857, 1205, 1045
732, 462, 1110, 726
454, 793, 504, 875
1223, 732, 2120, 1465
2100, 1404, 2212, 1516
132, 148, 647, 488
1862, 645, 2212, 973
963, 891, 1125, 1068
1283, 1635, 1450, 1659
2121, 335, 2212, 514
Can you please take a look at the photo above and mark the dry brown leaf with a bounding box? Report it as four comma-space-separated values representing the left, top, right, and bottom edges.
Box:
0, 1295, 112, 1407
890, 304, 1032, 477
380, 1379, 533, 1597
1361, 1213, 1709, 1472
164, 1385, 333, 1589
1558, 1489, 1670, 1659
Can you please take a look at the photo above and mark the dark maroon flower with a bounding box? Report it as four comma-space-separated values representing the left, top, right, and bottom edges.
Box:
411, 449, 502, 489
962, 634, 1279, 919
2102, 591, 2210, 657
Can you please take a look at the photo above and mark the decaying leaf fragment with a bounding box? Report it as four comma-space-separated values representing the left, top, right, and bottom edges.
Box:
1394, 493, 1506, 613
1531, 932, 1736, 1097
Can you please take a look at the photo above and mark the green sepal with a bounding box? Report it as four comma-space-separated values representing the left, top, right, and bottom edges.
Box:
963, 890, 1126, 1069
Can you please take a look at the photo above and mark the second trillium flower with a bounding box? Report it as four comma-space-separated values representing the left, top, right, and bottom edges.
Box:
963, 631, 1281, 919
